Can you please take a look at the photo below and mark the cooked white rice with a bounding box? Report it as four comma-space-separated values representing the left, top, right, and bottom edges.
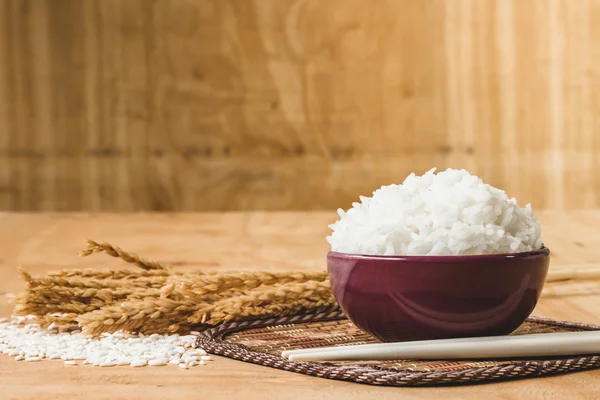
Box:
327, 168, 543, 256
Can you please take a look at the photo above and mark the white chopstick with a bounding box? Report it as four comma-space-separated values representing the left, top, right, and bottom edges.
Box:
281, 334, 513, 359
284, 330, 600, 361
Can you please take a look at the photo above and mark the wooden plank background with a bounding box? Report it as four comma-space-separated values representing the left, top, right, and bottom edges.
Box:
0, 0, 599, 211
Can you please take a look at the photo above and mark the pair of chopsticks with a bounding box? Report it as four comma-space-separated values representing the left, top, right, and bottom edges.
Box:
282, 330, 600, 361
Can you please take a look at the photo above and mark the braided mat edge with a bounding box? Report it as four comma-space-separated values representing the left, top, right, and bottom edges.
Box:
195, 311, 600, 386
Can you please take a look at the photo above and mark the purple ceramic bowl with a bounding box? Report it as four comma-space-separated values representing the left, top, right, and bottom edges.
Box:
327, 248, 550, 342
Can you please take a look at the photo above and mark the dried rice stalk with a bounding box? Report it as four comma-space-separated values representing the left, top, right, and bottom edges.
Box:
195, 280, 336, 325
14, 240, 338, 336
169, 270, 329, 298
78, 240, 167, 271
48, 269, 172, 279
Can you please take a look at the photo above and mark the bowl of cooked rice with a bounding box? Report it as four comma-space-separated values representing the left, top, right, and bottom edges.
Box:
327, 168, 550, 342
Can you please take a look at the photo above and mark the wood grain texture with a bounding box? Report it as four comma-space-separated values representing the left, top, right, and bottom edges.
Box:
2, 211, 600, 399
0, 0, 599, 211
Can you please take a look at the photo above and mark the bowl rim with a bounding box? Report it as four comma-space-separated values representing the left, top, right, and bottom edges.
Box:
327, 246, 550, 263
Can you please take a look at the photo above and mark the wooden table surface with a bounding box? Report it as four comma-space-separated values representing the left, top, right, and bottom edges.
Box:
1, 211, 600, 399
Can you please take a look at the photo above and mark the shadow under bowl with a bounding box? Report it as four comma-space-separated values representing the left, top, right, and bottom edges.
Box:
327, 248, 550, 342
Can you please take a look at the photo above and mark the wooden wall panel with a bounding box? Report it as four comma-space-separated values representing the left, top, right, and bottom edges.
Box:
0, 0, 599, 211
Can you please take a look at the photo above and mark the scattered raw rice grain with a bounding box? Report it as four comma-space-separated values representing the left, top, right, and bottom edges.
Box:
174, 346, 185, 354
100, 362, 116, 367
0, 319, 207, 370
130, 359, 146, 367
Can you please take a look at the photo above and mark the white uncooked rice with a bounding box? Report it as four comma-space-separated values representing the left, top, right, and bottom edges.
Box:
327, 168, 543, 256
0, 316, 213, 368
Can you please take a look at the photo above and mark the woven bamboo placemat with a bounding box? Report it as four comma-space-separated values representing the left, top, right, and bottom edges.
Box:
196, 311, 600, 386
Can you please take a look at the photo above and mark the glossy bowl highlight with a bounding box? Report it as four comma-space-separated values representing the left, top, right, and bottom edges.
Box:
327, 248, 550, 342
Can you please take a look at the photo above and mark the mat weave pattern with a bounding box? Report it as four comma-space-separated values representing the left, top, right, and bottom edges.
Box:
196, 311, 600, 386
